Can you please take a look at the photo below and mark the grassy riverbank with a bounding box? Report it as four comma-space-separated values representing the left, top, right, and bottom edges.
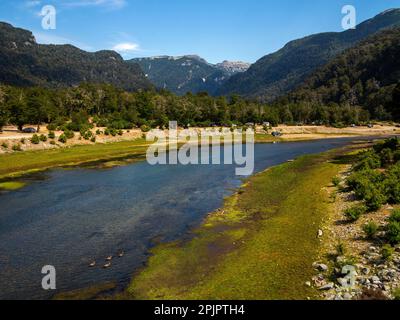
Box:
0, 139, 150, 179
123, 147, 360, 300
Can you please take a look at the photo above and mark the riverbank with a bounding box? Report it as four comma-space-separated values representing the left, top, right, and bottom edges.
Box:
121, 143, 368, 300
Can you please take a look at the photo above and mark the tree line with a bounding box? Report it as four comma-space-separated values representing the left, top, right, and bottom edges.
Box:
0, 82, 382, 132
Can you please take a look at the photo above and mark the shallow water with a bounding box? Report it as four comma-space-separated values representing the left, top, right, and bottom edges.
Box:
0, 138, 365, 299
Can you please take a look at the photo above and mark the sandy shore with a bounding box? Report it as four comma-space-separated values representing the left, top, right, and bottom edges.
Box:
0, 123, 399, 154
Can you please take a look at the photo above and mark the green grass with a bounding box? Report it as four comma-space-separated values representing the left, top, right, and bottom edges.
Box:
126, 149, 346, 300
0, 181, 26, 190
0, 139, 150, 179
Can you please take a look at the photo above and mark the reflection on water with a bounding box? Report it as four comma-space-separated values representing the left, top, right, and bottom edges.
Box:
0, 139, 361, 299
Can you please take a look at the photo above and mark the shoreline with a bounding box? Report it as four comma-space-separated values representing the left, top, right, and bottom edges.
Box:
0, 129, 398, 182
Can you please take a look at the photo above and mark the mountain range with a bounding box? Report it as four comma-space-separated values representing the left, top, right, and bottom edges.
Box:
216, 8, 400, 101
0, 22, 152, 91
130, 55, 250, 95
0, 8, 399, 103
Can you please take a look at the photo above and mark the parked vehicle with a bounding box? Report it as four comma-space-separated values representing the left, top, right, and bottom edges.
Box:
22, 127, 37, 133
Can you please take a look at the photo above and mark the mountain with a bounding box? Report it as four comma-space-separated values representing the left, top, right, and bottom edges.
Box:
217, 8, 400, 101
0, 22, 152, 91
288, 27, 400, 120
215, 61, 251, 76
131, 55, 250, 95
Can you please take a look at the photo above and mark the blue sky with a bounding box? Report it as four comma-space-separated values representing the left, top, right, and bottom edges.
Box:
1, 0, 399, 63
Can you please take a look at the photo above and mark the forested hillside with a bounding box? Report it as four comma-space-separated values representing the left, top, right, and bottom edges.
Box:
0, 22, 152, 91
288, 28, 400, 121
217, 9, 400, 101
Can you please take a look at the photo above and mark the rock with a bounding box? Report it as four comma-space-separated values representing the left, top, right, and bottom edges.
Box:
343, 293, 353, 300
318, 229, 323, 238
371, 276, 381, 284
369, 246, 378, 253
337, 278, 349, 287
361, 267, 371, 275
305, 281, 311, 287
316, 264, 329, 272
319, 283, 335, 291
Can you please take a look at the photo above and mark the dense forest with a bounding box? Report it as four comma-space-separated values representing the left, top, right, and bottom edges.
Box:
0, 82, 374, 132
287, 28, 400, 121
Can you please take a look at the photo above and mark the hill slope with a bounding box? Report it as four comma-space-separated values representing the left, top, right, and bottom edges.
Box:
0, 22, 152, 91
131, 55, 250, 95
217, 9, 400, 101
289, 27, 400, 120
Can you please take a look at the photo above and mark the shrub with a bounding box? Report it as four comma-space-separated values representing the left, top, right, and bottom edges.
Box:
118, 130, 123, 136
380, 148, 394, 167
110, 128, 117, 137
30, 134, 40, 144
363, 222, 379, 239
39, 134, 47, 142
96, 129, 102, 135
58, 134, 67, 144
389, 210, 400, 223
47, 123, 58, 131
50, 140, 56, 145
1, 142, 9, 149
364, 188, 387, 212
332, 177, 341, 187
81, 130, 93, 140
386, 221, 400, 245
354, 151, 381, 171
140, 125, 151, 133
335, 242, 347, 256
344, 205, 367, 222
104, 128, 110, 136
394, 150, 400, 163
381, 244, 395, 261
12, 144, 22, 152
48, 131, 55, 139
20, 138, 26, 144
90, 136, 96, 143
63, 130, 74, 139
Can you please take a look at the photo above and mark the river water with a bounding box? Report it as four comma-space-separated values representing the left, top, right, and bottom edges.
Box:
0, 138, 366, 299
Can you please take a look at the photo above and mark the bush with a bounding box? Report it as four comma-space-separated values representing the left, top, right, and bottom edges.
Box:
364, 188, 387, 212
381, 244, 395, 261
354, 151, 381, 171
58, 134, 67, 144
104, 128, 110, 136
20, 138, 26, 144
389, 210, 400, 223
47, 123, 58, 131
63, 130, 74, 139
30, 134, 40, 144
96, 129, 102, 135
386, 221, 400, 245
344, 205, 367, 222
50, 140, 56, 145
118, 130, 123, 136
363, 222, 379, 239
380, 148, 394, 167
90, 137, 96, 143
1, 142, 9, 149
81, 130, 93, 140
12, 144, 22, 152
48, 131, 55, 139
335, 242, 347, 256
39, 134, 47, 142
332, 177, 341, 187
140, 125, 151, 133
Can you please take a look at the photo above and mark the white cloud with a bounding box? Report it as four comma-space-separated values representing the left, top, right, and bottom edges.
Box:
24, 0, 42, 7
112, 42, 140, 53
61, 0, 127, 9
